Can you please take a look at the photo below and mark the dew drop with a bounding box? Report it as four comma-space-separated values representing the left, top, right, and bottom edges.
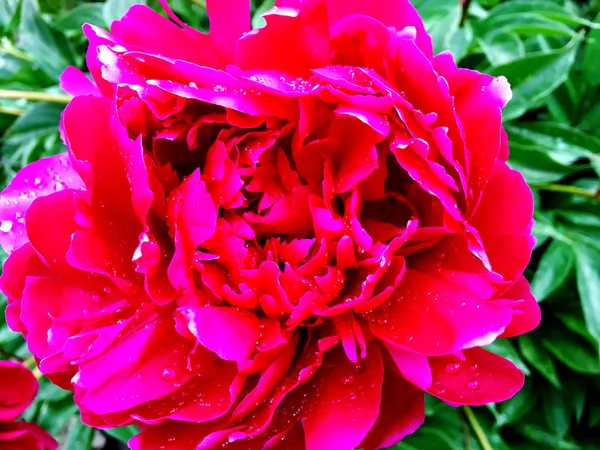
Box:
445, 362, 462, 375
341, 375, 355, 386
162, 367, 177, 381
0, 220, 13, 232
467, 379, 480, 390
470, 364, 479, 372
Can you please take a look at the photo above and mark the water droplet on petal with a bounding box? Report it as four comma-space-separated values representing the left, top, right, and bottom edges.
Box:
470, 364, 479, 372
445, 362, 462, 375
432, 381, 445, 396
341, 375, 355, 386
0, 220, 13, 232
467, 379, 480, 390
162, 367, 177, 381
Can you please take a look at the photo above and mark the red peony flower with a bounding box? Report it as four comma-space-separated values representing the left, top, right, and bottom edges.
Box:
0, 360, 58, 450
0, 0, 540, 449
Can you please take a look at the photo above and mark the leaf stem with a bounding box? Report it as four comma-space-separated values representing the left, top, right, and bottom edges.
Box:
459, 0, 473, 27
463, 406, 493, 450
24, 355, 36, 369
0, 39, 34, 62
23, 356, 43, 379
460, 408, 473, 450
533, 183, 599, 200
0, 105, 25, 116
190, 0, 206, 8
0, 89, 71, 104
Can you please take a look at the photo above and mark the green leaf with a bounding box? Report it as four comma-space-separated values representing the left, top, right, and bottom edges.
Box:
573, 242, 600, 344
0, 0, 19, 29
507, 122, 600, 163
102, 0, 145, 28
54, 3, 105, 30
64, 416, 94, 450
2, 101, 64, 167
517, 423, 580, 449
484, 339, 530, 376
542, 328, 600, 375
18, 0, 76, 79
417, 0, 462, 56
590, 404, 600, 428
251, 0, 274, 29
562, 376, 587, 423
479, 32, 525, 66
104, 425, 139, 443
530, 239, 574, 302
478, 13, 576, 40
36, 397, 78, 435
583, 12, 600, 89
507, 142, 582, 184
555, 210, 600, 228
518, 334, 561, 388
488, 34, 582, 121
542, 388, 570, 439
485, 0, 576, 19
556, 312, 598, 348
495, 381, 538, 427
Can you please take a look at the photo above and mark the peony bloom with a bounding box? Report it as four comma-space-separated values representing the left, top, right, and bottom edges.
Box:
0, 0, 540, 448
0, 360, 58, 450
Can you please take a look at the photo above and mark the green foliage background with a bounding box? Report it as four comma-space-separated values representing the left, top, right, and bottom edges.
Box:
1, 0, 600, 448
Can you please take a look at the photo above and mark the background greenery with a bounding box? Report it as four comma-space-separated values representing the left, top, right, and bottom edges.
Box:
1, 0, 599, 448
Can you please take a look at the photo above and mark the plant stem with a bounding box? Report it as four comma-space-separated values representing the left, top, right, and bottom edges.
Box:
460, 408, 473, 450
0, 40, 34, 62
32, 366, 43, 379
0, 105, 25, 116
463, 406, 493, 450
534, 183, 599, 201
23, 356, 43, 379
190, 0, 206, 8
0, 89, 71, 104
24, 355, 36, 369
460, 0, 473, 27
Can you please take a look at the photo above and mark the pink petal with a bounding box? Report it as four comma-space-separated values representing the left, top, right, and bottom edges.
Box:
367, 270, 513, 355
470, 160, 534, 282
0, 244, 50, 333
0, 421, 58, 450
207, 0, 250, 62
360, 366, 424, 449
427, 347, 524, 405
236, 1, 330, 76
179, 306, 261, 362
499, 277, 541, 338
323, 0, 432, 57
386, 344, 432, 390
303, 345, 383, 450
59, 66, 100, 96
110, 5, 216, 67
0, 153, 83, 254
25, 190, 78, 272
0, 361, 38, 421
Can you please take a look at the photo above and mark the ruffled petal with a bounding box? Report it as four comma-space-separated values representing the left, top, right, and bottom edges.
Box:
303, 344, 383, 450
428, 347, 524, 405
0, 153, 83, 254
